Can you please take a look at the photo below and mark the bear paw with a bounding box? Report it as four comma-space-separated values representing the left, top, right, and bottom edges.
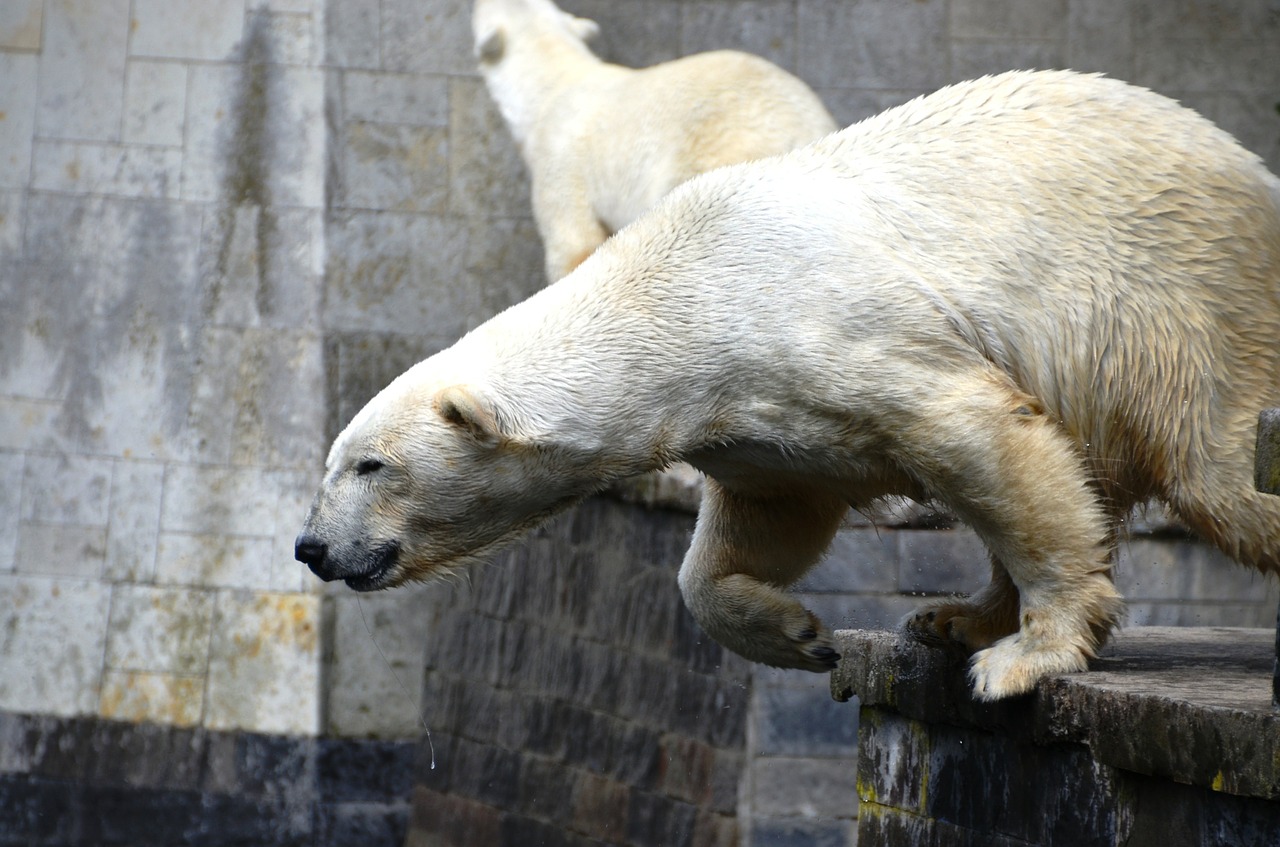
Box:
901, 599, 1006, 653
967, 633, 1089, 701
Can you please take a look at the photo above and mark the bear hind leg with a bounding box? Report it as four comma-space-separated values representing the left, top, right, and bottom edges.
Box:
904, 560, 1021, 653
678, 480, 848, 672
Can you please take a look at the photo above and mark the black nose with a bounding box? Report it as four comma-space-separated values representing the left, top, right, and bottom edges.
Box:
294, 536, 328, 569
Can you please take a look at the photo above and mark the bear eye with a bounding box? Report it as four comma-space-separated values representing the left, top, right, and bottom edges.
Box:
355, 458, 385, 476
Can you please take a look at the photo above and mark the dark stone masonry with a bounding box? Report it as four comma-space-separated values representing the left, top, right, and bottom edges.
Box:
832, 627, 1280, 846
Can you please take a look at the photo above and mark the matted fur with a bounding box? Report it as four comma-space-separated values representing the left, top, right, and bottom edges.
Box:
298, 71, 1280, 700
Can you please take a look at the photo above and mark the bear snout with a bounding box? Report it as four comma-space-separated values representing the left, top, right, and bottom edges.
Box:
294, 535, 334, 579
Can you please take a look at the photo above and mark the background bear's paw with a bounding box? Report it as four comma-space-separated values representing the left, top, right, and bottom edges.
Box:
902, 598, 1004, 653
967, 634, 1089, 701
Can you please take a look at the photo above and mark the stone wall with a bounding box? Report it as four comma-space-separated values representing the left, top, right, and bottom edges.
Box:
1, 1, 1279, 845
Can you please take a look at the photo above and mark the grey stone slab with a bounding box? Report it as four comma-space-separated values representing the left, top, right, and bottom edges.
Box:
105, 584, 215, 675
0, 53, 37, 189
0, 192, 23, 254
1066, 0, 1135, 77
32, 139, 184, 198
198, 205, 325, 331
326, 584, 440, 738
20, 452, 112, 526
680, 1, 796, 72
16, 195, 205, 459
37, 0, 130, 142
797, 0, 950, 90
0, 0, 42, 49
1125, 601, 1278, 628
1130, 0, 1275, 43
950, 0, 1068, 40
104, 459, 164, 582
749, 818, 856, 847
0, 574, 111, 716
1133, 38, 1277, 94
1208, 90, 1280, 175
160, 463, 282, 537
182, 62, 325, 208
0, 397, 65, 453
205, 589, 321, 734
339, 122, 449, 213
324, 0, 380, 69
1115, 538, 1279, 602
342, 71, 450, 126
752, 683, 859, 757
563, 0, 683, 67
129, 0, 245, 62
798, 591, 920, 632
750, 757, 859, 818
447, 77, 532, 218
801, 528, 899, 593
950, 39, 1066, 81
154, 531, 280, 591
98, 669, 205, 725
0, 452, 21, 570
15, 521, 107, 578
381, 0, 475, 75
323, 210, 472, 337
254, 11, 319, 67
896, 528, 990, 595
271, 469, 320, 594
123, 60, 188, 147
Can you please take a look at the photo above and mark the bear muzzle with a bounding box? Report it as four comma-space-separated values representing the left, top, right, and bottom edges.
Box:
295, 533, 401, 592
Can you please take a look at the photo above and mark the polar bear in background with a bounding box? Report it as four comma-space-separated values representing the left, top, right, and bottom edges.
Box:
472, 0, 837, 282
297, 71, 1280, 701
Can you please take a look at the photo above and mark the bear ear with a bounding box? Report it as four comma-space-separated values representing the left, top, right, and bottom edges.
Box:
475, 26, 505, 63
435, 385, 504, 447
566, 15, 599, 43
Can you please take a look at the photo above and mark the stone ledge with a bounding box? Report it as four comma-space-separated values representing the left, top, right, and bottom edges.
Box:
831, 626, 1280, 801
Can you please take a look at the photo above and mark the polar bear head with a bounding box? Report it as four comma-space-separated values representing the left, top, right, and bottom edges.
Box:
294, 367, 593, 592
472, 0, 600, 65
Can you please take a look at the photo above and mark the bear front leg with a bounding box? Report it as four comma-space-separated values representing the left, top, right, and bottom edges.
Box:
898, 374, 1124, 700
678, 479, 848, 672
531, 176, 611, 282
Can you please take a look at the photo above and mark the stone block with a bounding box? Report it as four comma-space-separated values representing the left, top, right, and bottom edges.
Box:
97, 670, 205, 726
105, 584, 215, 675
130, 0, 245, 61
20, 452, 111, 526
323, 210, 475, 337
123, 60, 188, 147
749, 817, 854, 847
447, 77, 532, 218
343, 71, 450, 126
160, 463, 281, 537
1133, 38, 1276, 94
316, 802, 411, 847
324, 0, 380, 69
1066, 0, 1135, 77
0, 575, 111, 716
381, 0, 475, 75
896, 528, 989, 595
407, 787, 503, 847
1124, 602, 1278, 628
254, 10, 319, 67
625, 789, 699, 847
749, 756, 858, 819
0, 452, 21, 571
37, 0, 130, 142
680, 1, 796, 71
797, 0, 949, 90
339, 122, 449, 213
0, 54, 37, 189
572, 771, 631, 841
32, 139, 184, 199
0, 398, 62, 453
0, 0, 42, 49
950, 39, 1066, 80
752, 682, 859, 757
204, 590, 321, 734
856, 710, 927, 813
0, 191, 23, 254
0, 775, 76, 841
182, 63, 325, 208
325, 585, 438, 738
14, 521, 106, 578
104, 459, 164, 582
317, 738, 417, 804
1115, 538, 1277, 601
950, 0, 1067, 40
271, 469, 317, 593
563, 0, 683, 67
801, 527, 899, 593
155, 532, 279, 591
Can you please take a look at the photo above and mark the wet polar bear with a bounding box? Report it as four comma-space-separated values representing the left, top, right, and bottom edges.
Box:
297, 71, 1280, 700
472, 0, 836, 282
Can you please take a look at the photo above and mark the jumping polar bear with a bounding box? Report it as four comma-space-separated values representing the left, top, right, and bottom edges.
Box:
472, 0, 837, 282
297, 70, 1280, 700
